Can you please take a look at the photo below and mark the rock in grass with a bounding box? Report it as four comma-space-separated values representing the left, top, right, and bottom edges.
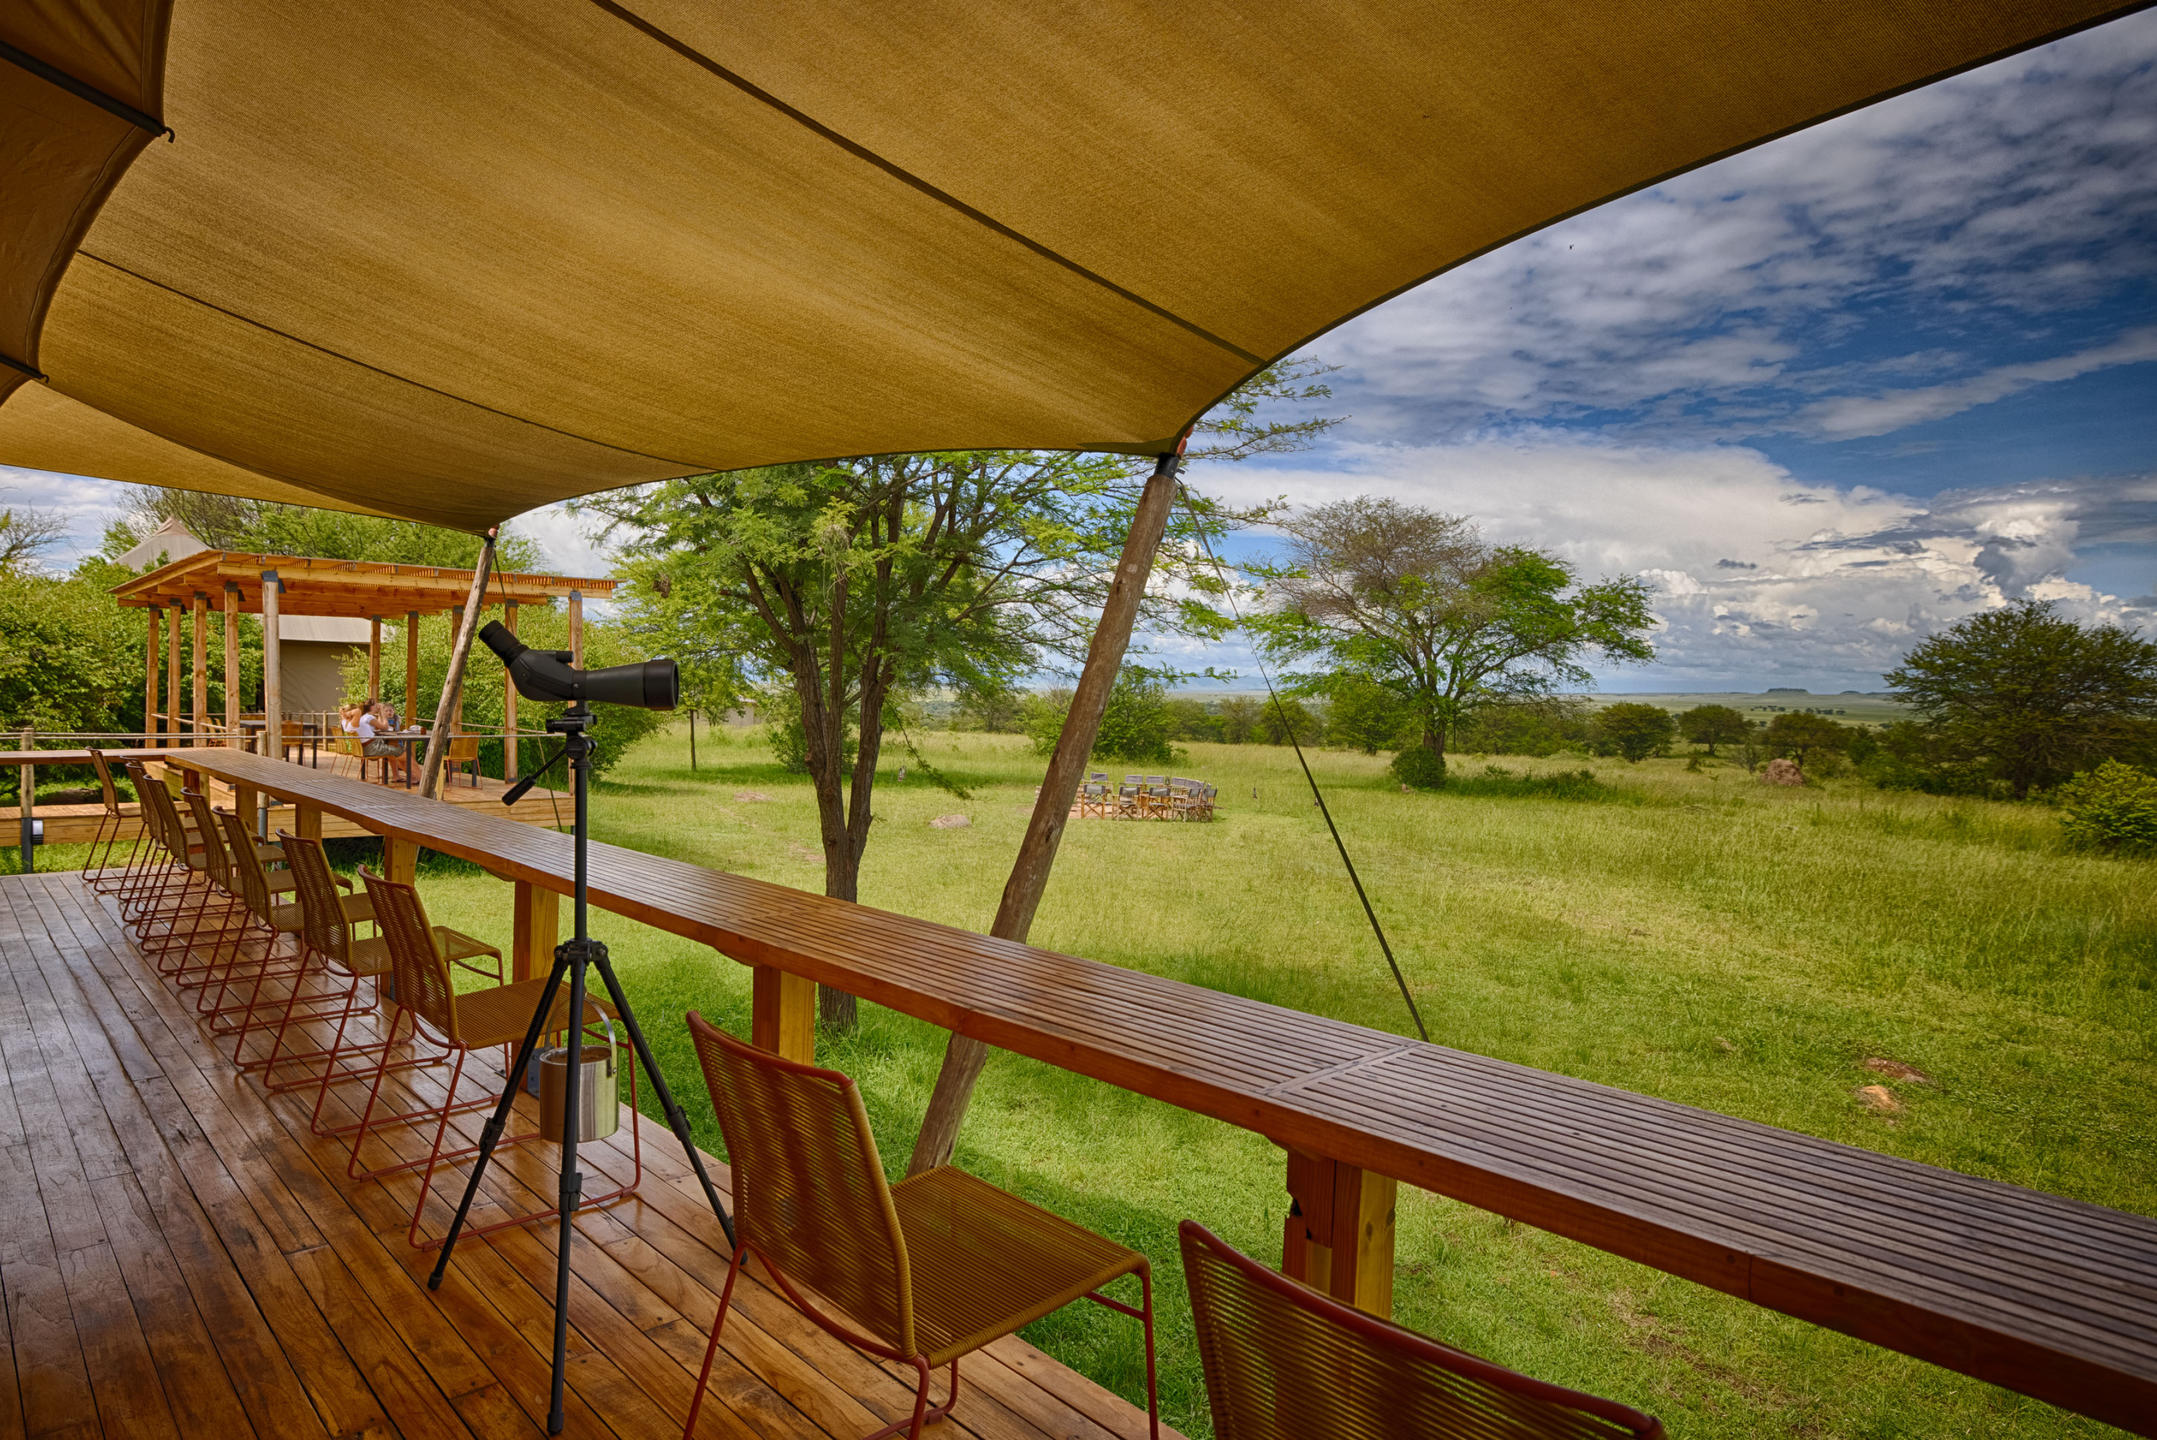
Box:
930, 813, 971, 829
1864, 1057, 1932, 1084
1855, 1084, 1903, 1113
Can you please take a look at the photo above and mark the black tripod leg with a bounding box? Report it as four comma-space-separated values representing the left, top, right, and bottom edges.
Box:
589, 954, 736, 1248
549, 954, 588, 1434
427, 944, 571, 1291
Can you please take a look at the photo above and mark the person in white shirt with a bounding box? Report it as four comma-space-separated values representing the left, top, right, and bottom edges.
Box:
357, 699, 410, 783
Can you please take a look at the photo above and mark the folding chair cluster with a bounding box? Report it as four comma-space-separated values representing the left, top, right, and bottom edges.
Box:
1074, 771, 1217, 821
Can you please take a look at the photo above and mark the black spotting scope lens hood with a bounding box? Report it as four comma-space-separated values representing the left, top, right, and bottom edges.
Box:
480, 620, 677, 710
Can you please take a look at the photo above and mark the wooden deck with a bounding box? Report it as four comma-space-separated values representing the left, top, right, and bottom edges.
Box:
0, 871, 1169, 1440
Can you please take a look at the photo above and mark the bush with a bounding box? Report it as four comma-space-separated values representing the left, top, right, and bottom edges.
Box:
1445, 764, 1614, 801
1326, 678, 1412, 754
1255, 696, 1322, 747
1594, 702, 1675, 762
1023, 671, 1174, 765
2056, 760, 2157, 855
1390, 745, 1447, 789
1453, 698, 1592, 757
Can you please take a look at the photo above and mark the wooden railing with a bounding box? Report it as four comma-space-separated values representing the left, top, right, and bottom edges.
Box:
126, 748, 2157, 1436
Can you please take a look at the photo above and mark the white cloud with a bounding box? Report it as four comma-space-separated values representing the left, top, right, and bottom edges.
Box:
1318, 12, 2157, 441
1192, 436, 2155, 688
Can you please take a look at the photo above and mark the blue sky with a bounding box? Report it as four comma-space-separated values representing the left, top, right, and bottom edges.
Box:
7, 13, 2155, 694
1182, 11, 2157, 692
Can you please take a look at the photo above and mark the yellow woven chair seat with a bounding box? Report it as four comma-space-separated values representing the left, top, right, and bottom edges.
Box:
450, 976, 609, 1049
893, 1165, 1148, 1366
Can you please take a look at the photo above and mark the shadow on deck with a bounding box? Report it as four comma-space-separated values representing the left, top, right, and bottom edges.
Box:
0, 871, 1169, 1439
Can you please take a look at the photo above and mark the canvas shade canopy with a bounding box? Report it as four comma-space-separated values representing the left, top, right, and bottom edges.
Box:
108, 550, 616, 619
1, 0, 2147, 531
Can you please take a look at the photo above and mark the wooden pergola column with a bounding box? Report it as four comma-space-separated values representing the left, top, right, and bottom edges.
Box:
502, 600, 519, 781
404, 610, 419, 720
164, 608, 180, 746
567, 589, 583, 665
368, 616, 381, 698
906, 447, 1184, 1173
261, 568, 282, 762
143, 609, 160, 740
190, 592, 208, 747
223, 584, 241, 747
419, 534, 495, 798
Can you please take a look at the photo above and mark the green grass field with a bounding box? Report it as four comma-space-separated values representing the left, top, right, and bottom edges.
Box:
33, 727, 2155, 1437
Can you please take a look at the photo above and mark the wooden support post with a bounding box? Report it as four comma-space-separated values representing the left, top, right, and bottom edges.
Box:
165, 607, 181, 746
223, 585, 242, 747
420, 534, 495, 798
908, 447, 1186, 1176
751, 966, 816, 1063
502, 600, 519, 781
231, 781, 259, 839
451, 605, 468, 731
567, 589, 584, 666
381, 833, 419, 885
17, 728, 33, 873
295, 802, 322, 842
144, 609, 160, 742
1281, 1150, 1397, 1318
261, 569, 282, 761
511, 879, 557, 984
404, 610, 419, 721
190, 592, 208, 747
368, 616, 382, 699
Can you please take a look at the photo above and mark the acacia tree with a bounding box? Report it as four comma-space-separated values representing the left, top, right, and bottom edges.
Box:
1886, 600, 2157, 798
1250, 498, 1655, 782
1679, 703, 1750, 755
591, 361, 1339, 1032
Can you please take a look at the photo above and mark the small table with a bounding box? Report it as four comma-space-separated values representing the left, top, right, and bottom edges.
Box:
237, 718, 323, 767
369, 730, 429, 788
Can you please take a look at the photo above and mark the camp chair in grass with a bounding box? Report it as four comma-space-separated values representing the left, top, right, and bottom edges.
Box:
683, 1011, 1159, 1440
1179, 1222, 1663, 1440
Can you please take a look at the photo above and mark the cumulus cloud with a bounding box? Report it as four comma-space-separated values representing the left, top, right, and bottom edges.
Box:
1194, 437, 2156, 688
1318, 12, 2157, 442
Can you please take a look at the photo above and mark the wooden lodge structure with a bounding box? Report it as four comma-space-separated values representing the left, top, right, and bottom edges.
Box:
8, 2, 2157, 1434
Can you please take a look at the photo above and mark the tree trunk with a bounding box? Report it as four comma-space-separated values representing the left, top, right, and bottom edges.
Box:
1423, 725, 1447, 781
906, 449, 1184, 1177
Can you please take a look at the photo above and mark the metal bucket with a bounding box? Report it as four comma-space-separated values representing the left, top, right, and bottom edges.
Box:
537, 1017, 619, 1143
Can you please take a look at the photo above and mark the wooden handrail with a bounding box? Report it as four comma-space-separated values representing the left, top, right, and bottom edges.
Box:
158, 746, 2157, 1437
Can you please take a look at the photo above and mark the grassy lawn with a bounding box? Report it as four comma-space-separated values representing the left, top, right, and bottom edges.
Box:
31, 726, 2155, 1437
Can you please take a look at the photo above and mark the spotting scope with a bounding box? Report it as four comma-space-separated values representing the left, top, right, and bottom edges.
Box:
479, 621, 678, 710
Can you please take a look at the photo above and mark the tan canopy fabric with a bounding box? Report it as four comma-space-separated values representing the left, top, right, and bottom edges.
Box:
1, 0, 2143, 530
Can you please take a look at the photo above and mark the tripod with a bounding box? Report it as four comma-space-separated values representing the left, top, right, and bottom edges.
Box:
426, 703, 736, 1434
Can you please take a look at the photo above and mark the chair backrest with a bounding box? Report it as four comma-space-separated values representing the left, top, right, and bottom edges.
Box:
1179, 1223, 1662, 1440
277, 832, 354, 967
86, 749, 121, 814
358, 867, 457, 1036
685, 1011, 913, 1355
216, 808, 273, 918
181, 789, 234, 891
448, 735, 480, 762
129, 764, 182, 857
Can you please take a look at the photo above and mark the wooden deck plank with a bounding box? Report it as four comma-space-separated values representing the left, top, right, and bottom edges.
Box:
0, 872, 1162, 1440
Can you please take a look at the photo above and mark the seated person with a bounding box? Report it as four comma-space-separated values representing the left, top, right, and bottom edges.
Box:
357, 700, 411, 783
338, 702, 363, 734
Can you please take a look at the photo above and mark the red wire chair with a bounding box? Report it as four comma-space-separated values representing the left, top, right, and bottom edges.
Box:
1179, 1221, 1663, 1440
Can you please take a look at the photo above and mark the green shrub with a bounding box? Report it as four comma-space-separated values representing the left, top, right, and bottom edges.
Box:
2057, 760, 2157, 855
1390, 745, 1447, 789
1446, 764, 1615, 802
1594, 702, 1675, 762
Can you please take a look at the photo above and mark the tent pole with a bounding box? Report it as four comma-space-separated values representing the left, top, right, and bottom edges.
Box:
165, 608, 181, 746
420, 533, 496, 798
405, 609, 419, 719
502, 600, 519, 781
907, 445, 1184, 1177
368, 616, 381, 699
